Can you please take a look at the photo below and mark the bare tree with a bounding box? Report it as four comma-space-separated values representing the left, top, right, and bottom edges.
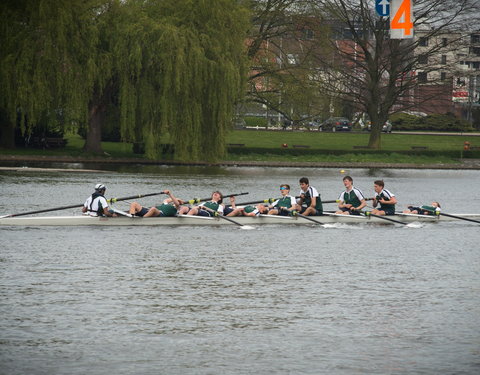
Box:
244, 0, 332, 127
313, 0, 480, 148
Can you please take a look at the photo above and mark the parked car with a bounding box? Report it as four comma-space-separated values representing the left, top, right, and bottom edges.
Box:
366, 120, 393, 133
305, 119, 321, 130
319, 117, 352, 132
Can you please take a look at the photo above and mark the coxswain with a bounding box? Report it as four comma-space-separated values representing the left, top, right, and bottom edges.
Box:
82, 183, 116, 217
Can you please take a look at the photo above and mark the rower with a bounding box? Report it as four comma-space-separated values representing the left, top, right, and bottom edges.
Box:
267, 184, 297, 215
371, 180, 397, 216
82, 183, 116, 217
129, 190, 184, 217
335, 176, 367, 215
178, 191, 225, 217
225, 196, 268, 217
403, 202, 441, 215
296, 177, 323, 216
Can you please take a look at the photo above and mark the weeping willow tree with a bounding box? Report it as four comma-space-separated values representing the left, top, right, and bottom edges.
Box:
110, 0, 250, 161
0, 0, 102, 148
1, 0, 249, 162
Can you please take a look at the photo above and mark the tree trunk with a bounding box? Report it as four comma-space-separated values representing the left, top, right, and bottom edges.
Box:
83, 88, 106, 153
367, 127, 382, 149
0, 111, 15, 149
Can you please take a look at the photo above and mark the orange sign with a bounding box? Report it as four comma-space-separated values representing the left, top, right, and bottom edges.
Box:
390, 0, 414, 39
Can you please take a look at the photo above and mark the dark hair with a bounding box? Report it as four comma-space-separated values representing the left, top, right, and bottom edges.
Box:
374, 180, 384, 187
299, 177, 309, 184
280, 184, 290, 190
343, 175, 353, 182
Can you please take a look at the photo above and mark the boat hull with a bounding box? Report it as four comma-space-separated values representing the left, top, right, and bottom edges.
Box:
0, 213, 479, 226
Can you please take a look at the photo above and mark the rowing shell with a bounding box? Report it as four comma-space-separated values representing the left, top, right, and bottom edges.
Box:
1, 213, 479, 226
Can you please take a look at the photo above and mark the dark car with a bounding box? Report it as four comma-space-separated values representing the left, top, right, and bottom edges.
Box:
319, 117, 352, 132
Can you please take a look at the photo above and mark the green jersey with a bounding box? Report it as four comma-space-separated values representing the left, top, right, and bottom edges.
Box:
272, 195, 296, 209
339, 187, 365, 207
154, 203, 177, 217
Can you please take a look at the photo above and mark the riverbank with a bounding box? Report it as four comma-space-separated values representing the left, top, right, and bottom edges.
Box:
1, 154, 480, 170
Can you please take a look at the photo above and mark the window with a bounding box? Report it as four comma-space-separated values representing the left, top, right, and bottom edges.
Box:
441, 55, 447, 64
419, 37, 428, 46
442, 38, 448, 47
303, 29, 314, 40
418, 54, 428, 64
418, 72, 428, 83
471, 47, 480, 56
471, 34, 480, 44
441, 72, 447, 81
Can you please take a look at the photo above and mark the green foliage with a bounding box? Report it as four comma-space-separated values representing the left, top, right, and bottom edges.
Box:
390, 113, 474, 132
0, 0, 101, 133
244, 116, 268, 127
110, 0, 250, 161
0, 0, 250, 161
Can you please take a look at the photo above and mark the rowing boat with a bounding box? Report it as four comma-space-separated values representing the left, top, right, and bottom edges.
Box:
1, 213, 479, 226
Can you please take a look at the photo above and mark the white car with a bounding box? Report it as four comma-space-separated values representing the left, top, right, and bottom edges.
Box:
366, 120, 392, 133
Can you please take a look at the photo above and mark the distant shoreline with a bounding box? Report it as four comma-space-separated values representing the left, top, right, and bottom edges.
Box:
1, 155, 479, 170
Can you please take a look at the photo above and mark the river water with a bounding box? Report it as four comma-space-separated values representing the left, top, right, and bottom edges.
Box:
0, 164, 479, 374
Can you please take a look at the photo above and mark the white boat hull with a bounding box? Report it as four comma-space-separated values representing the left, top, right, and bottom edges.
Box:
0, 213, 479, 226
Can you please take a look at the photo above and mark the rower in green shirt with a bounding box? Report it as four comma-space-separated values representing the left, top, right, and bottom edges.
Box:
335, 175, 367, 215
129, 190, 183, 217
403, 201, 441, 215
267, 184, 297, 216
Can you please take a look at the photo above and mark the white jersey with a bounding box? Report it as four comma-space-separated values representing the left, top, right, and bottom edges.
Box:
83, 194, 109, 216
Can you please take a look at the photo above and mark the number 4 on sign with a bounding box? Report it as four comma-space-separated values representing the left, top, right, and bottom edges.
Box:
390, 0, 414, 39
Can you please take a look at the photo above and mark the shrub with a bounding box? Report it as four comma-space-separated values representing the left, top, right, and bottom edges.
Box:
390, 112, 474, 131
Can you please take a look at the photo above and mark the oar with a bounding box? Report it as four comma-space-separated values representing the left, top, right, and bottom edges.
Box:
365, 212, 408, 225
199, 206, 245, 227
187, 192, 248, 205
421, 208, 480, 224
0, 191, 168, 218
286, 209, 324, 225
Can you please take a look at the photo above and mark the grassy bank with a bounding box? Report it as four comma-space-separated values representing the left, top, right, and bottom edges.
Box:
226, 130, 479, 152
1, 131, 479, 164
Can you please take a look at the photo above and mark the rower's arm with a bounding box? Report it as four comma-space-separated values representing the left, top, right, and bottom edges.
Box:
389, 196, 398, 205
102, 207, 115, 217
166, 190, 181, 209
356, 199, 367, 210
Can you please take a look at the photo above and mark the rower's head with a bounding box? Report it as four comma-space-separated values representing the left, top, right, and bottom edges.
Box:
432, 201, 441, 208
299, 177, 309, 191
95, 183, 106, 194
212, 191, 223, 203
373, 180, 384, 193
280, 184, 290, 196
343, 175, 353, 188
256, 204, 268, 214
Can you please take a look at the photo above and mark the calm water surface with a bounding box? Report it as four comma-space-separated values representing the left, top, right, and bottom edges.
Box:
0, 165, 479, 374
